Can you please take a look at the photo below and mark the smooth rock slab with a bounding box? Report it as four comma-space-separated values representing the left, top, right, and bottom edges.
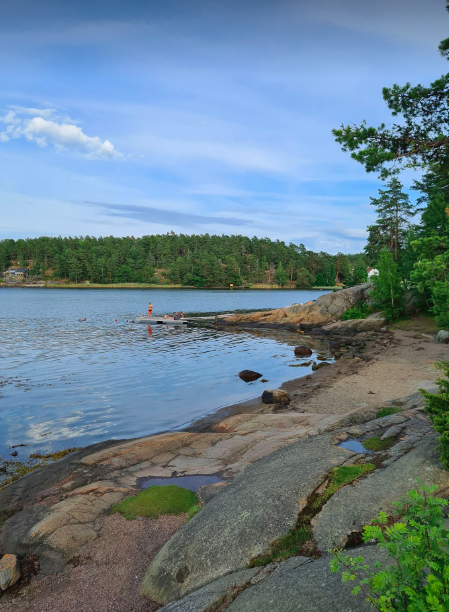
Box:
226, 546, 385, 612
159, 568, 260, 612
140, 434, 353, 604
0, 554, 21, 591
313, 435, 449, 553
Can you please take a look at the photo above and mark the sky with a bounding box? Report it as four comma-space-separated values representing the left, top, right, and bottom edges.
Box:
0, 0, 448, 253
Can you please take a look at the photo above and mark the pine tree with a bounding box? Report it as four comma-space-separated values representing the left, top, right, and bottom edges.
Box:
368, 179, 415, 261
372, 249, 404, 321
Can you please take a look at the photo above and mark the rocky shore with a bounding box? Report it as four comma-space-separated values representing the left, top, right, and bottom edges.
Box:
1, 285, 448, 611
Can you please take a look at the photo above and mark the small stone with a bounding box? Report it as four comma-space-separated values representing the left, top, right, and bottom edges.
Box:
10, 451, 18, 457
0, 554, 21, 591
261, 389, 291, 404
294, 346, 312, 357
312, 362, 330, 371
436, 330, 449, 344
238, 370, 263, 382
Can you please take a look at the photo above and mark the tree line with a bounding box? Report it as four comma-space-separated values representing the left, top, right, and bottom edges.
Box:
0, 234, 367, 288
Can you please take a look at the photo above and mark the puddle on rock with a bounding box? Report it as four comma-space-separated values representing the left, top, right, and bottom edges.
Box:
136, 474, 223, 491
338, 439, 371, 454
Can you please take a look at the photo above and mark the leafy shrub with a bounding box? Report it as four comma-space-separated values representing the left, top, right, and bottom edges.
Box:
331, 483, 449, 612
376, 407, 401, 419
420, 362, 449, 469
341, 302, 370, 320
110, 485, 198, 520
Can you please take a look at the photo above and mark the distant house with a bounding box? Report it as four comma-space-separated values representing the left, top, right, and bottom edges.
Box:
367, 267, 379, 280
6, 268, 29, 279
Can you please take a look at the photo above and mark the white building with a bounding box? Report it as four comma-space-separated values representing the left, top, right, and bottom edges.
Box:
367, 267, 379, 280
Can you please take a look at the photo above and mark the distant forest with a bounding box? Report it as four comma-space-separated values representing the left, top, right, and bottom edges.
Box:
0, 235, 367, 288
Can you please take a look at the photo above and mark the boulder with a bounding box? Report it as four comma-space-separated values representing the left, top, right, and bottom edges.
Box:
437, 330, 449, 344
238, 370, 263, 382
329, 340, 341, 351
0, 554, 21, 591
261, 389, 291, 404
222, 284, 373, 328
318, 314, 387, 335
294, 346, 312, 357
140, 434, 354, 604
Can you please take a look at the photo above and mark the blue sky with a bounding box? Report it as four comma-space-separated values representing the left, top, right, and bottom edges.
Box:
0, 0, 448, 253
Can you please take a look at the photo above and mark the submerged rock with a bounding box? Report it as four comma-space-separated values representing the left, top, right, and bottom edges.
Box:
238, 370, 263, 382
294, 346, 312, 357
261, 389, 291, 404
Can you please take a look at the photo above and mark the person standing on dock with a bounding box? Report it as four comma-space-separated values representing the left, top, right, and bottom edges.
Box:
148, 302, 153, 318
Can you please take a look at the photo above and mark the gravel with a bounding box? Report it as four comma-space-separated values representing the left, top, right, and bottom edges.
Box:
1, 513, 185, 612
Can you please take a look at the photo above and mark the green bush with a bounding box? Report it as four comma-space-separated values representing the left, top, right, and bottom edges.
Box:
110, 485, 198, 520
341, 302, 370, 320
420, 362, 449, 469
331, 483, 449, 611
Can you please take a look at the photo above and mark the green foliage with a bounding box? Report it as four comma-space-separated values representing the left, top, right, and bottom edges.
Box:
376, 407, 401, 419
275, 261, 289, 286
362, 436, 395, 451
341, 302, 370, 321
314, 464, 375, 508
366, 178, 416, 263
420, 362, 449, 469
372, 250, 404, 321
331, 483, 449, 612
110, 485, 199, 520
186, 504, 202, 521
411, 235, 449, 328
0, 235, 365, 288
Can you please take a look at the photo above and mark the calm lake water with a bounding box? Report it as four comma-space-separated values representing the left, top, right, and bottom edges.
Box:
0, 288, 330, 460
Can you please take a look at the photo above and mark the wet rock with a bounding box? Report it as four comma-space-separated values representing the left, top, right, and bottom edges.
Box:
238, 370, 263, 382
437, 330, 449, 344
0, 554, 21, 591
311, 362, 330, 371
10, 451, 18, 457
329, 340, 341, 351
294, 346, 312, 357
261, 389, 291, 404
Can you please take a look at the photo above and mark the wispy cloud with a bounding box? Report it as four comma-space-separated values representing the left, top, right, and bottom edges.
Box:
0, 107, 123, 160
83, 201, 252, 227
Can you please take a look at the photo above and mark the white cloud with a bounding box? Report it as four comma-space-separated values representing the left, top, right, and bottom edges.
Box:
0, 107, 123, 160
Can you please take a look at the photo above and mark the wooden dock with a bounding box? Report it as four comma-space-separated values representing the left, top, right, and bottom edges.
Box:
135, 317, 189, 325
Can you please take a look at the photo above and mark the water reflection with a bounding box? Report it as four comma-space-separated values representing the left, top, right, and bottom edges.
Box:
1, 288, 330, 458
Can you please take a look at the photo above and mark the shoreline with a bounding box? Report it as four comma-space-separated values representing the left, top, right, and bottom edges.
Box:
1, 325, 448, 610
0, 283, 336, 291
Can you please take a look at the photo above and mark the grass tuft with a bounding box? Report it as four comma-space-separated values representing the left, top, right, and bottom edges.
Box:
362, 436, 395, 451
110, 485, 199, 520
186, 504, 202, 522
376, 406, 401, 419
249, 463, 375, 567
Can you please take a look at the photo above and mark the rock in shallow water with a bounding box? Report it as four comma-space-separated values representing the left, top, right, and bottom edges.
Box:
294, 346, 312, 357
238, 370, 263, 382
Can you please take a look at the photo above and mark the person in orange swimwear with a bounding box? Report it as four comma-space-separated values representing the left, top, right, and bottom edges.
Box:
148, 302, 153, 318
